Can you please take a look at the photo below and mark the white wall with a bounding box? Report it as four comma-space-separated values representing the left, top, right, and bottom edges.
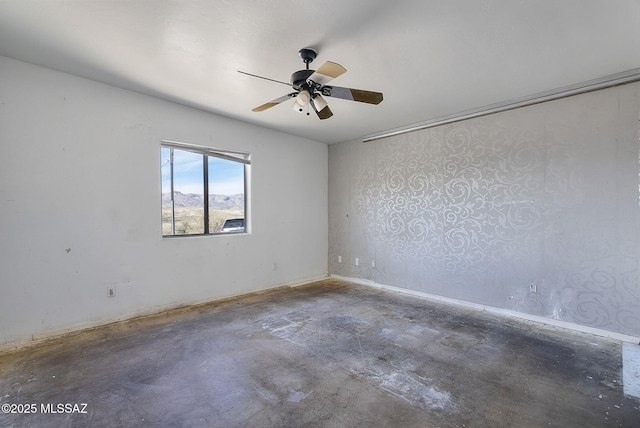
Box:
0, 56, 328, 346
329, 82, 640, 338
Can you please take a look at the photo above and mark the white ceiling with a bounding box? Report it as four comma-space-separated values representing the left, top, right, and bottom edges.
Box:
1, 0, 639, 144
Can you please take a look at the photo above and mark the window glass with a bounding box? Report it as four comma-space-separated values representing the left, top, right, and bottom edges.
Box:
208, 157, 245, 233
161, 143, 249, 236
172, 149, 204, 235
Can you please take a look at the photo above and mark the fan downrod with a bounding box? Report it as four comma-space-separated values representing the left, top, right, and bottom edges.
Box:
298, 48, 317, 69
291, 48, 317, 88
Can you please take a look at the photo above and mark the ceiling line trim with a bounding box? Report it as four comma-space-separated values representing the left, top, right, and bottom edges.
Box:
362, 68, 640, 143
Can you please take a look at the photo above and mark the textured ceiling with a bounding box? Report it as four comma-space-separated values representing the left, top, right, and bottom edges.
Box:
1, 0, 639, 144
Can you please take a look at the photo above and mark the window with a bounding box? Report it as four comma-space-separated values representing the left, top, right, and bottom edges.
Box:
161, 141, 249, 236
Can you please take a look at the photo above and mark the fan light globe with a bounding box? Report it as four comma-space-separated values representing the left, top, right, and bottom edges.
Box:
292, 101, 303, 112
313, 94, 328, 111
296, 90, 311, 106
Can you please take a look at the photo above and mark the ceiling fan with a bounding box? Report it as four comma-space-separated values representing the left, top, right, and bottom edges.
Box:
238, 48, 383, 120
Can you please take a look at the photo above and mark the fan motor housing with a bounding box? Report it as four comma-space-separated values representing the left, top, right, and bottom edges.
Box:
290, 69, 314, 89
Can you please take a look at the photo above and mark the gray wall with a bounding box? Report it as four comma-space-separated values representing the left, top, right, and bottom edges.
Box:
0, 56, 328, 346
329, 82, 640, 337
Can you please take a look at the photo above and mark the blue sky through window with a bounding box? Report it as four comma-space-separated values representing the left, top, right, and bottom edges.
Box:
161, 147, 245, 196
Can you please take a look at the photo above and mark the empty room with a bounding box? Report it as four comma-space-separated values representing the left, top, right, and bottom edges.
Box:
1, 1, 640, 427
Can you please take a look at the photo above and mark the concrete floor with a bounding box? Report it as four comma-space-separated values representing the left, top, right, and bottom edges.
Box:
1, 278, 639, 427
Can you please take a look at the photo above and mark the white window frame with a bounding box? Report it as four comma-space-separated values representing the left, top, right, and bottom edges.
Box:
161, 140, 250, 236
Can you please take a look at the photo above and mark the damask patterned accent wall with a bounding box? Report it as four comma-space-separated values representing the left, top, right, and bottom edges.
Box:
329, 82, 640, 337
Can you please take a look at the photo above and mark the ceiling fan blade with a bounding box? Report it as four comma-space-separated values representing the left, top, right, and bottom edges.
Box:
311, 98, 333, 120
308, 61, 347, 86
238, 70, 291, 87
252, 93, 297, 112
321, 86, 383, 104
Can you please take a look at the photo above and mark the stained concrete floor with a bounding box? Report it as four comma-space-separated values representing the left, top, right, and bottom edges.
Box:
1, 278, 639, 427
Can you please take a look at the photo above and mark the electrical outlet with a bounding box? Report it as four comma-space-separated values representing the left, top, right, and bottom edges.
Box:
371, 259, 376, 268
107, 287, 116, 297
338, 255, 342, 263
273, 262, 278, 270
530, 284, 537, 293
355, 258, 359, 266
